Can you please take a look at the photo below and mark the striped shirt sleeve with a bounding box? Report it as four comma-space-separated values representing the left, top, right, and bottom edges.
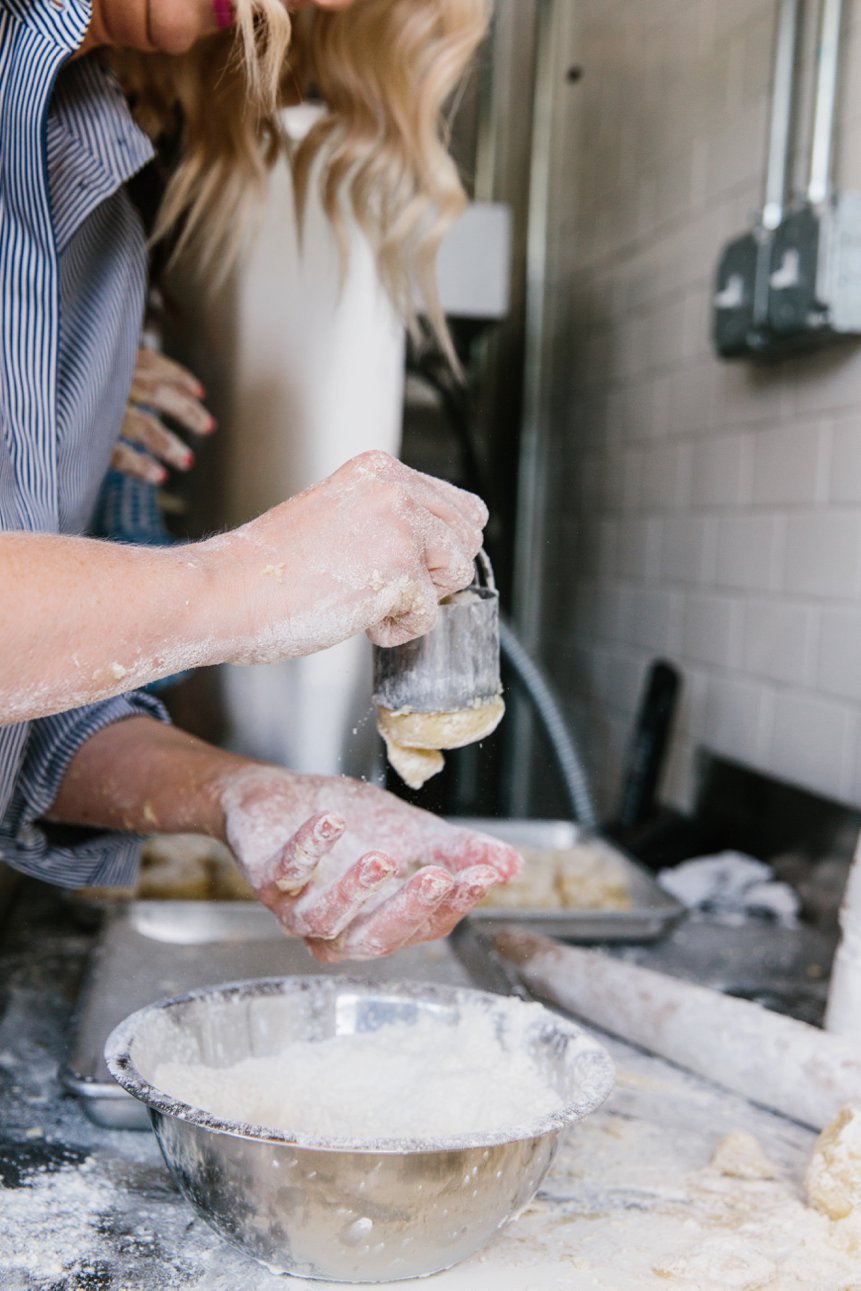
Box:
0, 3, 173, 889
1, 693, 170, 889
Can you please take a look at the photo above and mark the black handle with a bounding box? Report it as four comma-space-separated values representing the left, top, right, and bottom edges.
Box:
614, 660, 681, 831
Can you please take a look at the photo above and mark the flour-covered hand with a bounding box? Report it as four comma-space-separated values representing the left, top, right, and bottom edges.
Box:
218, 767, 521, 962
128, 347, 214, 438
111, 347, 215, 484
213, 450, 488, 665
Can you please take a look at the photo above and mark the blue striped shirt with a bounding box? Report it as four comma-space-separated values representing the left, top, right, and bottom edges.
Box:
0, 0, 169, 887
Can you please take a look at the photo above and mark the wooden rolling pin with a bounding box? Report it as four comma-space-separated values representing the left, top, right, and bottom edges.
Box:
825, 834, 861, 1041
493, 929, 861, 1130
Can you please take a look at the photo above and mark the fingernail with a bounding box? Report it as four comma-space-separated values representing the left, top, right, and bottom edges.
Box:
316, 813, 344, 842
275, 875, 303, 894
359, 855, 395, 887
182, 451, 195, 470
417, 872, 453, 905
206, 416, 217, 433
153, 467, 168, 485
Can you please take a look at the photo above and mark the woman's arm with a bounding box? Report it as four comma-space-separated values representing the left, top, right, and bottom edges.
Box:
48, 716, 521, 962
0, 531, 216, 723
0, 451, 486, 724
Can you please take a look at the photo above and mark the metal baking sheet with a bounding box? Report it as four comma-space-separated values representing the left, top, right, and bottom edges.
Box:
458, 818, 686, 943
62, 901, 480, 1129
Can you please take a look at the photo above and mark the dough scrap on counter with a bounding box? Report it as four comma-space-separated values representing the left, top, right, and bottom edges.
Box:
649, 1120, 861, 1286
805, 1105, 861, 1220
709, 1129, 779, 1181
377, 695, 505, 790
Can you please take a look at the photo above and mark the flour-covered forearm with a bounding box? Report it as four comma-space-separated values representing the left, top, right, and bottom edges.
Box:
0, 531, 221, 723
0, 452, 487, 725
48, 723, 522, 963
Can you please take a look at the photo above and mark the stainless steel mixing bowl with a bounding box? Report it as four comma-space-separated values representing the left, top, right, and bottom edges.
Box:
105, 977, 614, 1283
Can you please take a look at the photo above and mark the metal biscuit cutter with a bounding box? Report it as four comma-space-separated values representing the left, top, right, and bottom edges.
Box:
373, 550, 502, 715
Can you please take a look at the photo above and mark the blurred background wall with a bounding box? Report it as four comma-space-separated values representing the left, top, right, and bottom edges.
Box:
162, 0, 861, 829
532, 0, 861, 817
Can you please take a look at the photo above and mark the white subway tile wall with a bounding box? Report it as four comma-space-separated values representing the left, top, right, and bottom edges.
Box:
540, 0, 861, 813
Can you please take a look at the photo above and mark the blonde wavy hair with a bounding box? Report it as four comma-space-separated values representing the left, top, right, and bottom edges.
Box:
115, 0, 490, 355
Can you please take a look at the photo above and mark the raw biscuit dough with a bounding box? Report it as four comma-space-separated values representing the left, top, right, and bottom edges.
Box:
805, 1105, 861, 1220
480, 842, 632, 912
709, 1129, 779, 1181
137, 835, 254, 901
481, 851, 559, 910
383, 742, 445, 790
554, 843, 632, 911
377, 695, 505, 790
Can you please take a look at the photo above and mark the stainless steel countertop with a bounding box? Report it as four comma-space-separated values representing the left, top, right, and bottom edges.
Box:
0, 883, 841, 1290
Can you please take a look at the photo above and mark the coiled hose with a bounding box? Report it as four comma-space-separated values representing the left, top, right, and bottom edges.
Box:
499, 618, 599, 832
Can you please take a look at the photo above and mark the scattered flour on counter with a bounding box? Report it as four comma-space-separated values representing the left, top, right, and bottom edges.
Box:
154, 1007, 565, 1144
646, 1121, 861, 1290
0, 1158, 115, 1280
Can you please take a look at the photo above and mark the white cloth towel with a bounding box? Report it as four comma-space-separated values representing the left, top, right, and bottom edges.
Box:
658, 851, 800, 926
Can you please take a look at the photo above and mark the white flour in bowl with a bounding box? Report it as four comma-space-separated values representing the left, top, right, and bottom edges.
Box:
153, 1003, 565, 1144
